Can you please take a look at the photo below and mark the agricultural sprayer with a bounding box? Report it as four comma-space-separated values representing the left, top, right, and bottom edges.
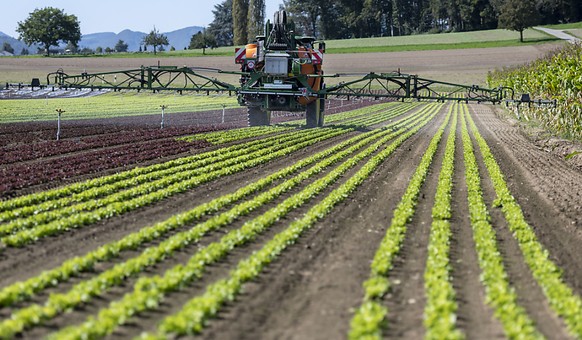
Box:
48, 10, 524, 128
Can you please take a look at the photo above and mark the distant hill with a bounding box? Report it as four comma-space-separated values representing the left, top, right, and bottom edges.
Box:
0, 32, 39, 54
75, 26, 204, 51
0, 26, 203, 55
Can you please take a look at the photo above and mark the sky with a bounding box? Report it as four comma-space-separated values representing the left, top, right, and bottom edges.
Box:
0, 0, 285, 37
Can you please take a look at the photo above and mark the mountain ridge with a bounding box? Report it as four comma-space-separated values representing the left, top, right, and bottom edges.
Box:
0, 26, 203, 55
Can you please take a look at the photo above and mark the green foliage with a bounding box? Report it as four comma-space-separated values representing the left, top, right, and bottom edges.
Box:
488, 43, 582, 140
142, 103, 438, 339
188, 30, 217, 54
233, 0, 249, 44
466, 111, 582, 338
16, 7, 81, 56
114, 40, 128, 53
208, 0, 234, 47
460, 105, 541, 339
142, 27, 169, 55
179, 126, 296, 144
0, 92, 237, 122
282, 0, 575, 39
498, 0, 540, 42
424, 104, 463, 340
0, 103, 428, 338
349, 103, 447, 339
0, 129, 346, 248
247, 0, 265, 39
0, 108, 403, 312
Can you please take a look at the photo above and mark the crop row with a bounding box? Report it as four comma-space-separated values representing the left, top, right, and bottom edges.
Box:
0, 92, 238, 122
179, 102, 410, 146
0, 126, 220, 165
423, 104, 462, 339
0, 102, 417, 244
349, 103, 452, 339
466, 110, 582, 337
280, 102, 400, 127
45, 104, 442, 340
0, 138, 205, 196
460, 105, 540, 338
0, 107, 425, 309
0, 127, 334, 223
0, 127, 324, 214
178, 125, 296, 144
0, 104, 436, 338
0, 128, 346, 247
0, 101, 416, 223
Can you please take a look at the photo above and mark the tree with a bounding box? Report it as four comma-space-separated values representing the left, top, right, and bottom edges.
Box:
16, 7, 80, 56
208, 0, 234, 46
2, 42, 14, 54
283, 0, 321, 36
498, 0, 540, 42
233, 0, 249, 44
142, 27, 169, 54
114, 39, 129, 52
20, 48, 29, 56
247, 0, 266, 39
96, 46, 103, 54
189, 29, 217, 54
65, 41, 78, 54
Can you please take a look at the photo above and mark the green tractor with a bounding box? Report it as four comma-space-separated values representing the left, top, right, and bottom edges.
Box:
235, 10, 326, 127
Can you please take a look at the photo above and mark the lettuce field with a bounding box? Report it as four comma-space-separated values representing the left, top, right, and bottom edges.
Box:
0, 101, 581, 339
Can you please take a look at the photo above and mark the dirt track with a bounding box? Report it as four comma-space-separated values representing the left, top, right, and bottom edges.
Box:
0, 100, 581, 339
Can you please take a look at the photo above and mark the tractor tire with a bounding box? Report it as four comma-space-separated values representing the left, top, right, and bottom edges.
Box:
306, 99, 324, 128
248, 107, 271, 126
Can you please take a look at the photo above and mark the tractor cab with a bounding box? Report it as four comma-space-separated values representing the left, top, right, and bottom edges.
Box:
235, 10, 326, 127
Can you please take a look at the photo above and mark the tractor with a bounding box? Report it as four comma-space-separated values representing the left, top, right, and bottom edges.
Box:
48, 11, 518, 125
235, 10, 326, 127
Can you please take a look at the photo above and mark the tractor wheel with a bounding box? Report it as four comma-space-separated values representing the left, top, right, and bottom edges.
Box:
306, 99, 324, 128
248, 107, 271, 126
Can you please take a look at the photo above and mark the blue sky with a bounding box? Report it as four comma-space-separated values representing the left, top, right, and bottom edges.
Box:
1, 0, 285, 37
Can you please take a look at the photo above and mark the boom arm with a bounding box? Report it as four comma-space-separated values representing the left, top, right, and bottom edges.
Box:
48, 66, 237, 93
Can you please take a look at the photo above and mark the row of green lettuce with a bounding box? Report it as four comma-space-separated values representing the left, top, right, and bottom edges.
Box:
0, 104, 436, 339
487, 43, 582, 140
0, 102, 424, 337
349, 103, 452, 339
466, 110, 582, 337
349, 102, 582, 339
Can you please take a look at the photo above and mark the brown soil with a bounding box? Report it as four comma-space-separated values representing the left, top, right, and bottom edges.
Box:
1, 46, 581, 339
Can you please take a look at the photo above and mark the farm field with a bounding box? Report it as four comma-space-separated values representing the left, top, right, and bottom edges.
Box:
0, 98, 581, 339
0, 42, 563, 86
2, 36, 582, 339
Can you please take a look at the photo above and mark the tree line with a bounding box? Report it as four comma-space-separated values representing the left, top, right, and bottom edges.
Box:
207, 0, 581, 45
206, 0, 266, 46
13, 1, 582, 56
